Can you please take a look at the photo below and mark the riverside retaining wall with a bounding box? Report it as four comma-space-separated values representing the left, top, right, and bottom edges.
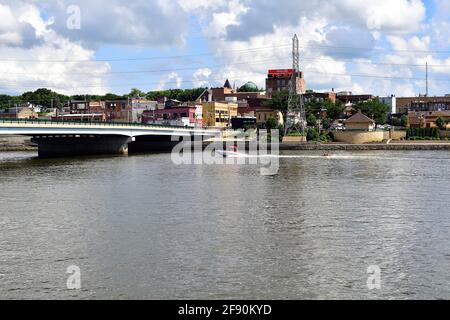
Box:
333, 130, 406, 144
333, 131, 385, 144
280, 142, 450, 151
282, 136, 307, 143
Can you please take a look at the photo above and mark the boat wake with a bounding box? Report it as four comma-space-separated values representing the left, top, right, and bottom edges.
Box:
217, 153, 450, 162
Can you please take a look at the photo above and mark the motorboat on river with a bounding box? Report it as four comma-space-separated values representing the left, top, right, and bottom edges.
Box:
216, 145, 240, 158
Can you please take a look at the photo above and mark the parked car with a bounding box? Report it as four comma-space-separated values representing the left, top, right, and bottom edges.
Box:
330, 124, 344, 130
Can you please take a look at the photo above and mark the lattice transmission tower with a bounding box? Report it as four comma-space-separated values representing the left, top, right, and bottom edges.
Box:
287, 34, 306, 133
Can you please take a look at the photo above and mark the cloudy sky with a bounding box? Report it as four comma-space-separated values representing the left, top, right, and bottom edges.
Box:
0, 0, 450, 97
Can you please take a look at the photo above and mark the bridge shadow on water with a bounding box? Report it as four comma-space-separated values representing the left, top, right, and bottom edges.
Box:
0, 139, 177, 172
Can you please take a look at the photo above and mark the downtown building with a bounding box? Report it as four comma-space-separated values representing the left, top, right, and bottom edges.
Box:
196, 80, 257, 128
396, 96, 450, 114
265, 69, 306, 98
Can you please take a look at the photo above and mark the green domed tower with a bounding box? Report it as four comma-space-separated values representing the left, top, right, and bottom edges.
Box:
238, 81, 259, 92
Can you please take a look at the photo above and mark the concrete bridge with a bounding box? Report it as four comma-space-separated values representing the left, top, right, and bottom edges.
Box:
0, 118, 220, 157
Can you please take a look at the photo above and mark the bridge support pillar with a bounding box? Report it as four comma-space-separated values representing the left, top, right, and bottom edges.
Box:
31, 135, 131, 158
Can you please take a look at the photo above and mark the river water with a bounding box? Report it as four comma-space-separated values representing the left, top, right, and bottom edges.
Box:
1, 150, 450, 300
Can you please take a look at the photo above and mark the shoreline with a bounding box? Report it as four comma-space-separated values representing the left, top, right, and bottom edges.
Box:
280, 142, 450, 151
0, 146, 37, 152
0, 135, 37, 152
2, 140, 450, 153
205, 139, 450, 151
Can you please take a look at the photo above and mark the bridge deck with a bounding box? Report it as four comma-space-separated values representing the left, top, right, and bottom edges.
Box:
0, 118, 220, 137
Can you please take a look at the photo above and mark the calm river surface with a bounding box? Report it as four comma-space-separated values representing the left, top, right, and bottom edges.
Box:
1, 150, 450, 299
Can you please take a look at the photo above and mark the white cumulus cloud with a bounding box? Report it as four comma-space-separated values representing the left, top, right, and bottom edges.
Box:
0, 1, 111, 95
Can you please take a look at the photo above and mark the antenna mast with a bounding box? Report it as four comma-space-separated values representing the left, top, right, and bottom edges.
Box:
426, 61, 429, 97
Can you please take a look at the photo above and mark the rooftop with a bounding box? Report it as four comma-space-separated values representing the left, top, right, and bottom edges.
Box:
345, 111, 375, 123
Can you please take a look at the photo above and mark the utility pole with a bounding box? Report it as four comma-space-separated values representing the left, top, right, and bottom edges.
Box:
426, 61, 429, 97
56, 97, 60, 119
128, 97, 133, 123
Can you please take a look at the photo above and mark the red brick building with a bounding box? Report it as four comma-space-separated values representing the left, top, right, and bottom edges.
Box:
397, 96, 450, 114
336, 93, 374, 105
141, 105, 202, 127
265, 69, 306, 98
408, 110, 450, 129
237, 97, 269, 117
105, 100, 129, 122
303, 91, 337, 104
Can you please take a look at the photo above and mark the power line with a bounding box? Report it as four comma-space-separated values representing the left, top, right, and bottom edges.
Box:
301, 56, 450, 68
1, 69, 449, 91
308, 70, 427, 81
0, 44, 292, 63
0, 57, 291, 76
4, 55, 450, 78
298, 43, 450, 54
2, 41, 450, 64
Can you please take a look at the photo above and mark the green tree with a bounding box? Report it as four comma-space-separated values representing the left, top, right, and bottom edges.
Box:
20, 88, 70, 109
307, 113, 317, 127
325, 100, 345, 120
145, 88, 207, 102
70, 94, 105, 101
127, 88, 145, 98
400, 115, 408, 127
322, 117, 331, 129
0, 94, 13, 110
263, 90, 292, 126
305, 100, 322, 116
265, 117, 278, 129
103, 93, 125, 100
436, 117, 448, 130
392, 114, 409, 127
355, 98, 389, 124
306, 128, 320, 141
305, 99, 344, 122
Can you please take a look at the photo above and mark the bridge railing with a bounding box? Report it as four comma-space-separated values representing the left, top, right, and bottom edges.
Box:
0, 118, 214, 131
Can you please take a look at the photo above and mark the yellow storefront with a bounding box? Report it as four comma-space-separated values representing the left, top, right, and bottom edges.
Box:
255, 109, 284, 127
202, 102, 238, 128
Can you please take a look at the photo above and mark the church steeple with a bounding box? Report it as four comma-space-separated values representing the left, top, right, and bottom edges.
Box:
224, 79, 232, 89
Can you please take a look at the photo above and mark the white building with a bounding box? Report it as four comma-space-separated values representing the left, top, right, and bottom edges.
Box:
380, 95, 397, 114
129, 98, 157, 123
194, 104, 203, 125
